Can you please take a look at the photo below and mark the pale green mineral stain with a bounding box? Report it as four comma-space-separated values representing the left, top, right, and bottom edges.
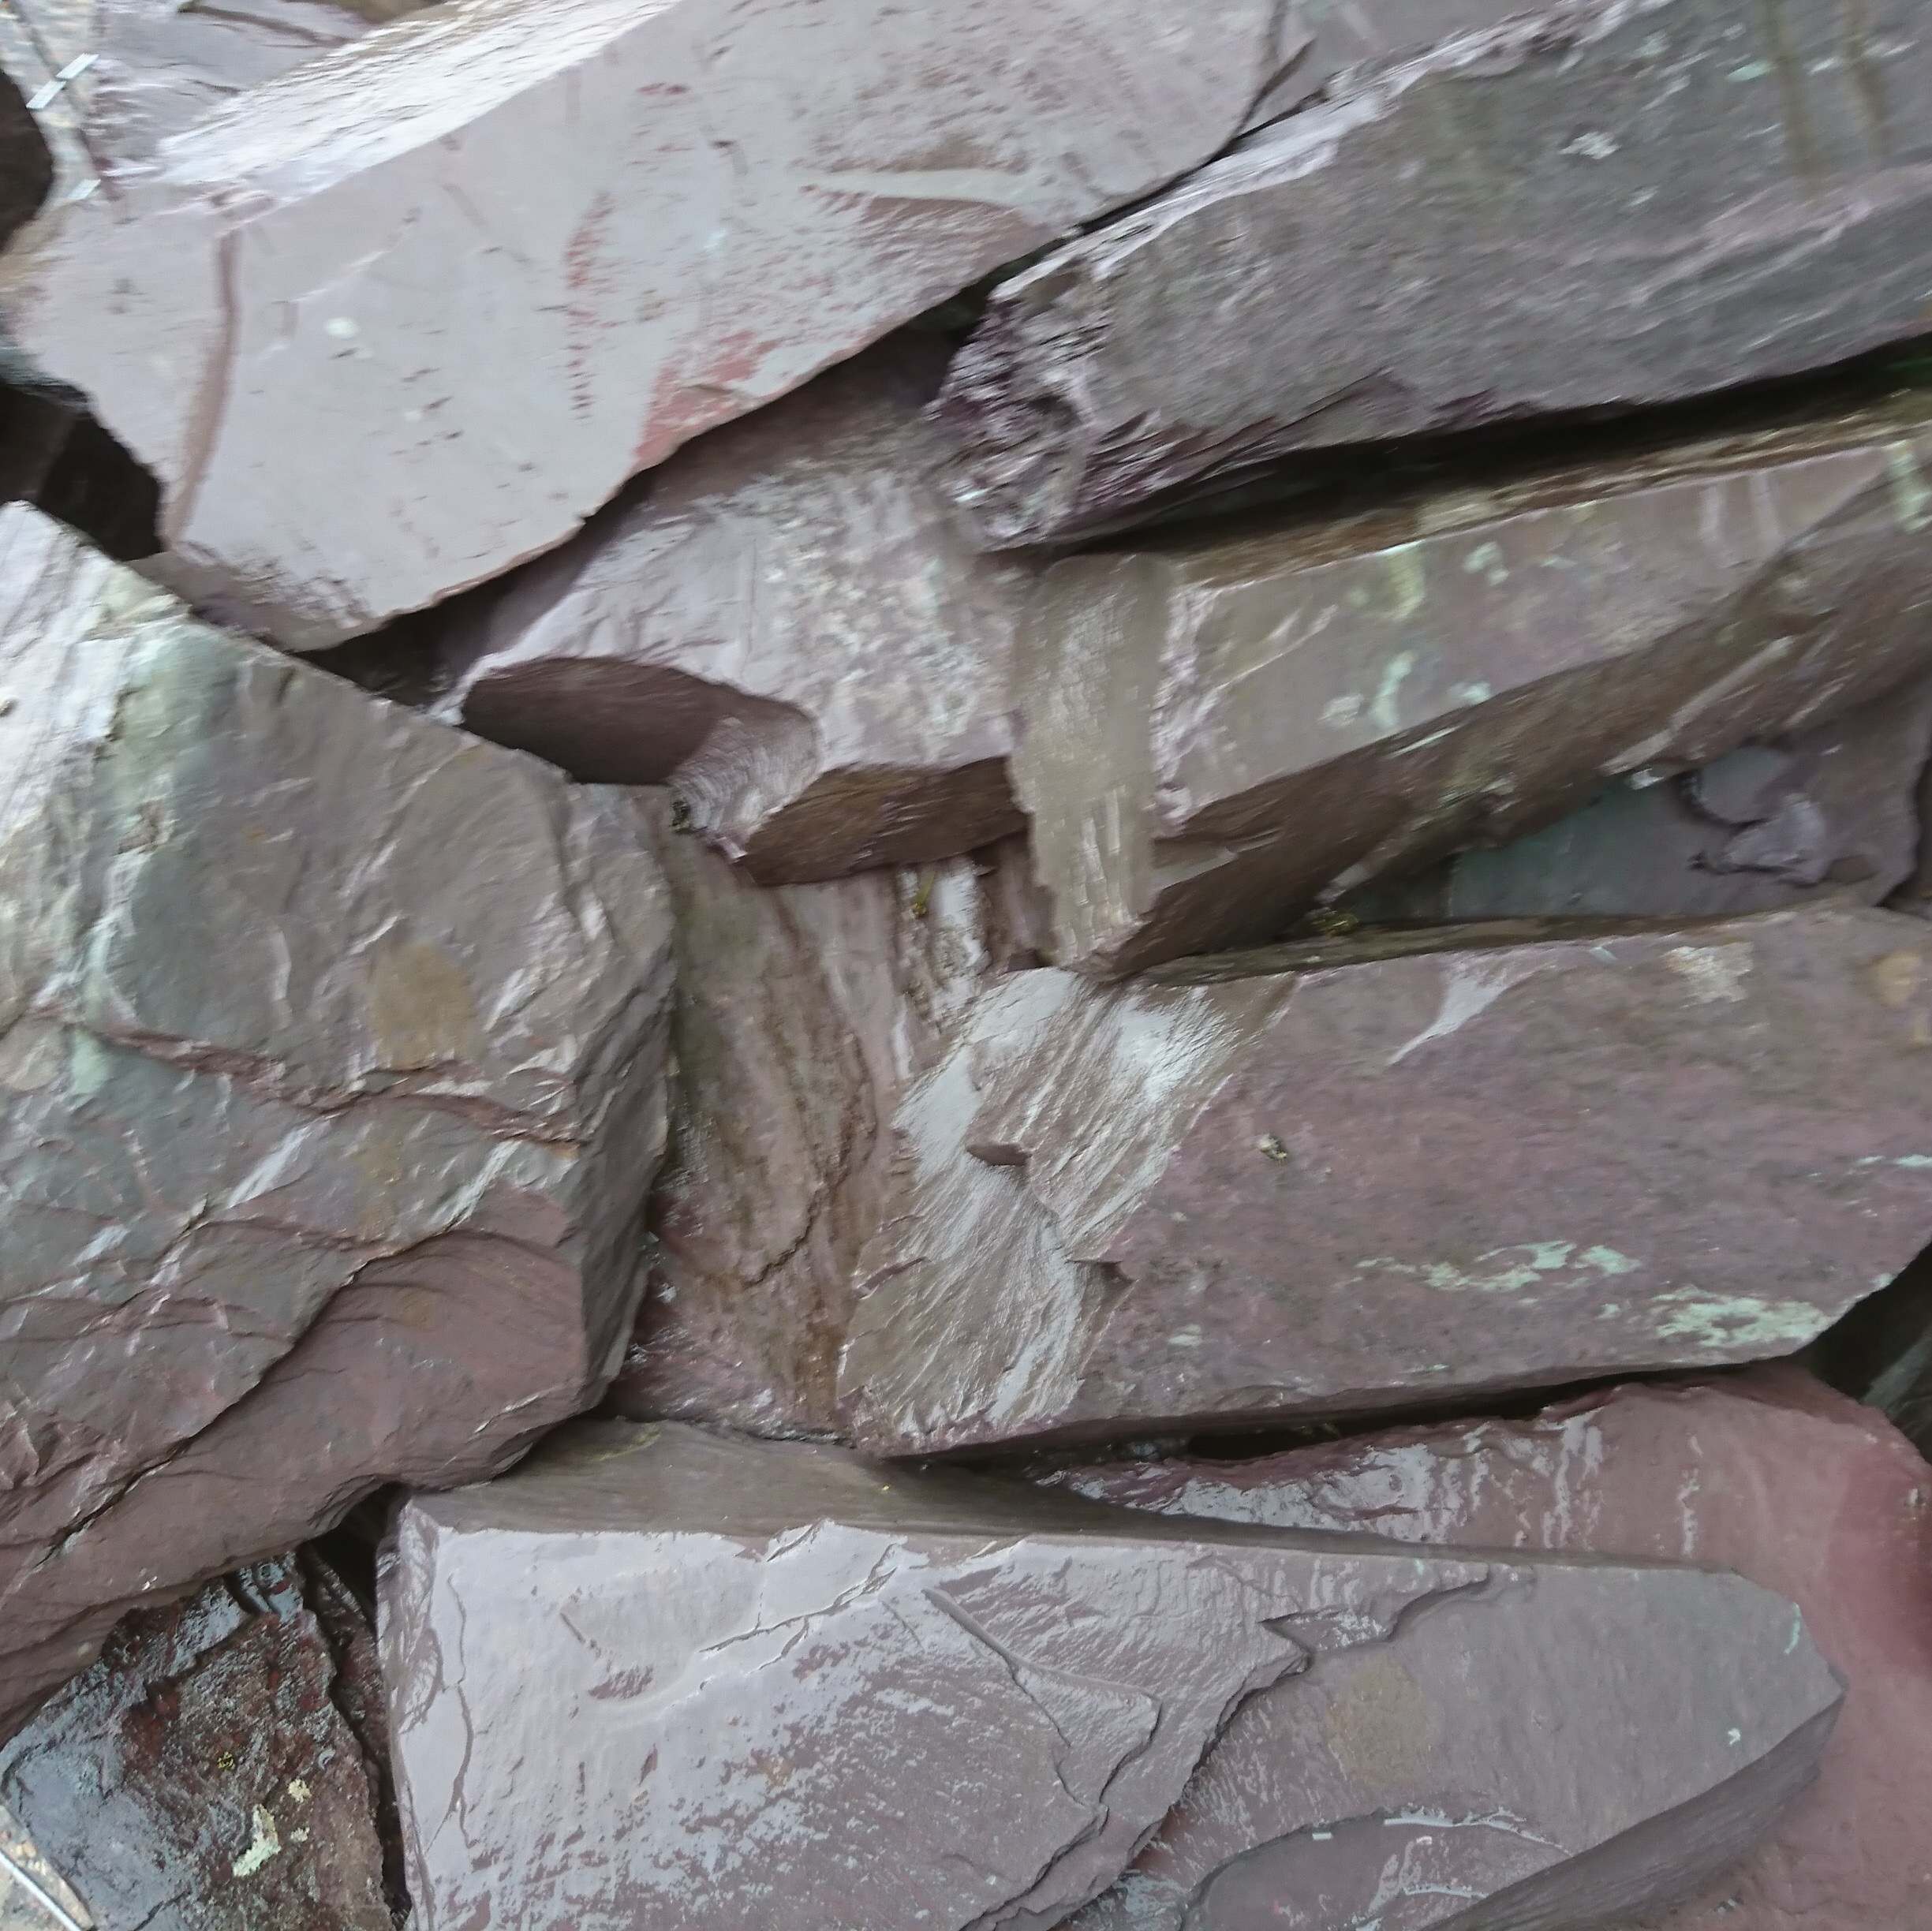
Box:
1889, 446, 1932, 532
1649, 1288, 1826, 1351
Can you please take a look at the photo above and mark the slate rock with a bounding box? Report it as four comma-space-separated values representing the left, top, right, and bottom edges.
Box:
604, 797, 1022, 1435
1051, 1367, 1932, 1931
437, 339, 1033, 883
0, 506, 674, 1734
1349, 675, 1932, 923
383, 1417, 1840, 1931
937, 0, 1932, 547
0, 0, 1299, 649
837, 905, 1932, 1453
1, 1552, 394, 1931
1805, 1244, 1932, 1466
0, 1803, 88, 1931
1007, 390, 1932, 974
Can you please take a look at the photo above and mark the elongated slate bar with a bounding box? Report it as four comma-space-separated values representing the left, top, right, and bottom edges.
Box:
383, 1420, 1841, 1931
936, 0, 1932, 547
0, 0, 1301, 648
1009, 390, 1932, 975
837, 905, 1932, 1454
437, 340, 1032, 882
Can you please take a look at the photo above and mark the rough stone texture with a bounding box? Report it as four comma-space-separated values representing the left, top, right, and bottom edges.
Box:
1007, 390, 1932, 975
838, 905, 1932, 1454
383, 1417, 1840, 1931
437, 338, 1033, 883
0, 0, 1302, 651
0, 1804, 88, 1931
1806, 1245, 1932, 1466
1348, 675, 1932, 923
603, 797, 1021, 1436
0, 504, 675, 1735
937, 0, 1932, 547
1049, 1367, 1932, 1931
1, 1552, 395, 1931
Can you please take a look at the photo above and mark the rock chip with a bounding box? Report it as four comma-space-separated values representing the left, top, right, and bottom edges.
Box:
1051, 1368, 1932, 1931
1, 0, 1300, 649
0, 506, 674, 1733
937, 0, 1932, 547
437, 339, 1032, 883
1007, 390, 1932, 974
604, 798, 1023, 1435
1348, 676, 1932, 923
837, 905, 1932, 1453
1, 1552, 396, 1931
383, 1418, 1840, 1931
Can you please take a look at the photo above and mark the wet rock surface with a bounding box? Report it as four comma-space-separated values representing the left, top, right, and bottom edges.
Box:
1049, 1367, 1932, 1931
0, 0, 1298, 648
1009, 390, 1932, 975
937, 0, 1932, 547
1, 1552, 397, 1931
0, 505, 674, 1733
1350, 676, 1932, 924
839, 906, 1932, 1453
437, 339, 1033, 882
383, 1418, 1841, 1931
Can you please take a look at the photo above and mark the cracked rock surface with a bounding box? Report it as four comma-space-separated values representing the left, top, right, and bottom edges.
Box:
604, 798, 1036, 1435
435, 338, 1033, 883
936, 0, 1932, 547
1006, 389, 1932, 976
0, 0, 1299, 649
838, 906, 1932, 1454
1049, 1367, 1932, 1931
0, 506, 674, 1735
1349, 675, 1932, 923
0, 1551, 396, 1931
382, 1417, 1840, 1931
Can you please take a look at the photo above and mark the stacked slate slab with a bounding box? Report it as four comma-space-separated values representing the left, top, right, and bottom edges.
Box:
4, 0, 1932, 1925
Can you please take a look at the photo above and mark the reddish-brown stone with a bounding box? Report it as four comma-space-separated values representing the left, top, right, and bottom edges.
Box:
383, 1419, 1840, 1931
1050, 1368, 1932, 1931
839, 906, 1932, 1452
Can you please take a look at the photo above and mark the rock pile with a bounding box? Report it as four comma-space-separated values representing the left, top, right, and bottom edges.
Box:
3, 0, 1932, 1926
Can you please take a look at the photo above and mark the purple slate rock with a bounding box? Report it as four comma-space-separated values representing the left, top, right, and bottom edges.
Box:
380, 1418, 1841, 1931
0, 0, 1302, 651
936, 0, 1932, 548
435, 338, 1033, 884
836, 904, 1932, 1455
1348, 674, 1932, 923
1004, 387, 1932, 977
604, 797, 1032, 1436
0, 505, 675, 1737
0, 1552, 395, 1931
1044, 1367, 1932, 1931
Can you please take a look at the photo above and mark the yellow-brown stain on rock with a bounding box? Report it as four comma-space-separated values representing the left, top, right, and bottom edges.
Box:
1323, 1656, 1442, 1789
1871, 951, 1926, 1010
364, 939, 484, 1070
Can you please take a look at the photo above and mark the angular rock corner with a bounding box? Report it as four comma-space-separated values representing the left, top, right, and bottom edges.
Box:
0, 504, 674, 1733
383, 1420, 1841, 1931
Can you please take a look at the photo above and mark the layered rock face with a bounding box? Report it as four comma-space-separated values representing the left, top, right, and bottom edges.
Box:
0, 0, 1302, 647
1049, 1369, 1932, 1931
0, 506, 674, 1733
936, 0, 1932, 546
1009, 391, 1932, 975
436, 340, 1033, 882
0, 1552, 398, 1931
383, 1419, 1841, 1931
839, 906, 1932, 1452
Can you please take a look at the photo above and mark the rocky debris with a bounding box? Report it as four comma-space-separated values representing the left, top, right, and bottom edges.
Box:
1049, 1367, 1932, 1931
0, 0, 1303, 651
437, 339, 1033, 883
0, 505, 675, 1735
838, 905, 1932, 1454
1007, 390, 1932, 974
1806, 1246, 1932, 1466
604, 798, 1014, 1436
1348, 677, 1932, 923
383, 1417, 1840, 1931
1, 1552, 397, 1931
0, 1805, 88, 1931
937, 0, 1932, 548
